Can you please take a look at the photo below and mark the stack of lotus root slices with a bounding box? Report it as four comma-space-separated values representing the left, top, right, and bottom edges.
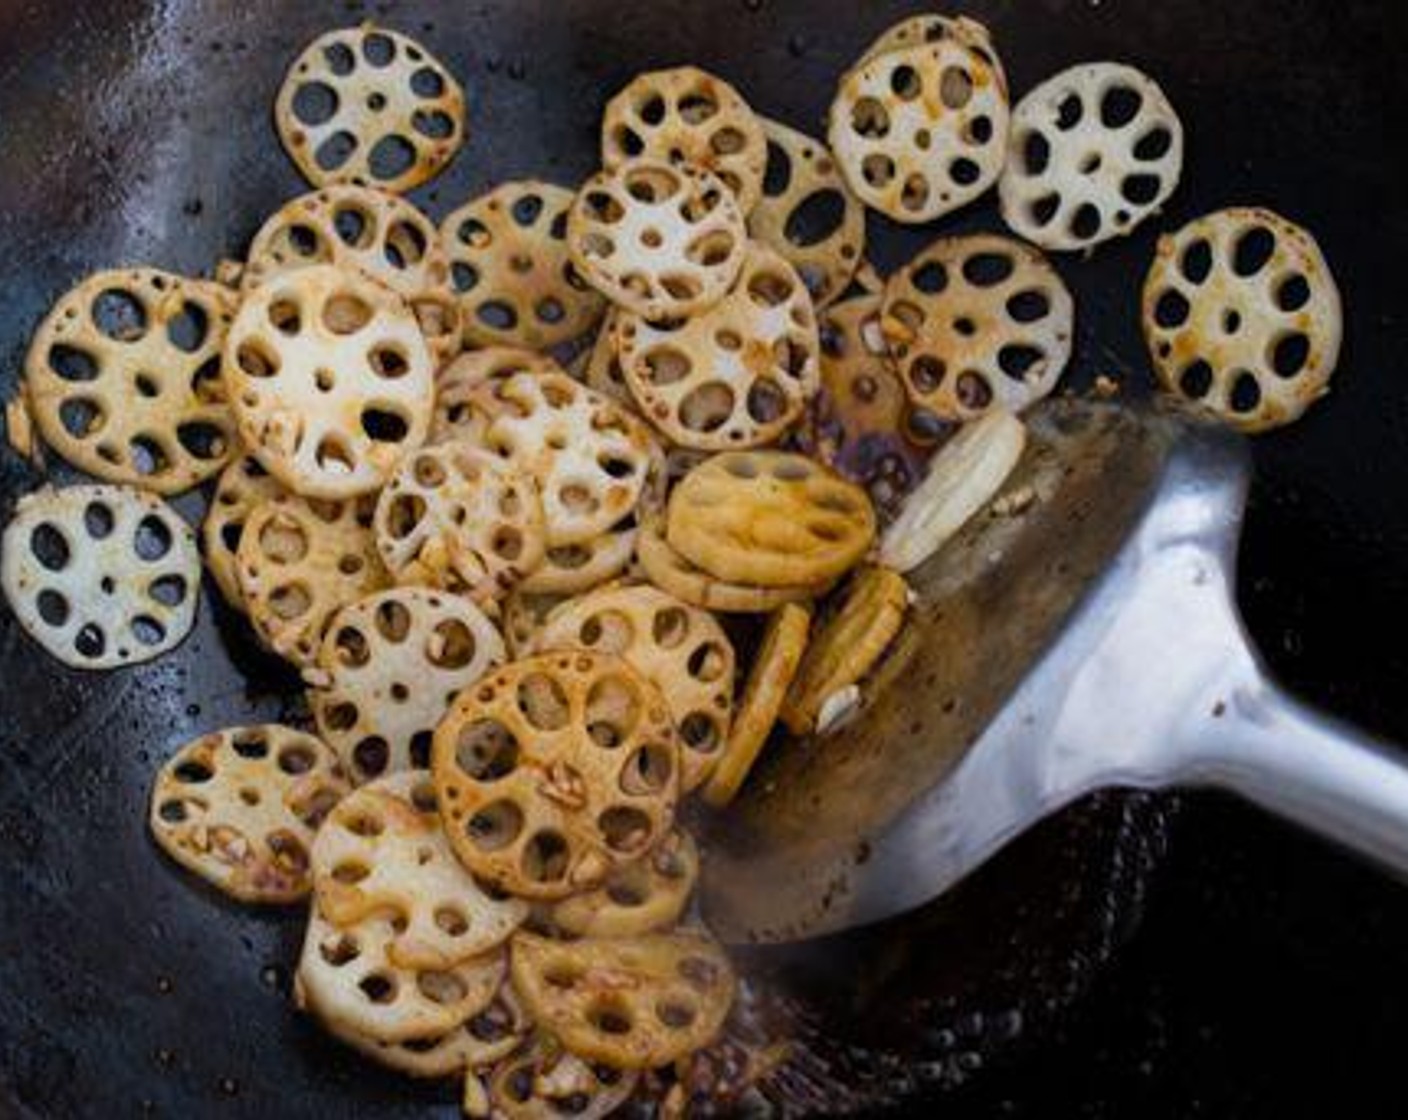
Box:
0, 11, 1346, 1117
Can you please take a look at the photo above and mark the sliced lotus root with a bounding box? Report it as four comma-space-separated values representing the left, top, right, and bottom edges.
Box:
325, 987, 527, 1079
828, 38, 1010, 223
373, 443, 546, 602
530, 585, 735, 792
242, 184, 461, 361
635, 514, 823, 614
1141, 208, 1342, 433
667, 451, 876, 588
749, 118, 865, 309
601, 66, 768, 214
2, 484, 199, 669
1000, 64, 1183, 253
311, 772, 527, 969
882, 233, 1075, 421
616, 244, 821, 450
502, 591, 569, 658
488, 1042, 639, 1120
510, 930, 735, 1069
226, 264, 433, 499
703, 602, 812, 807
149, 725, 349, 904
478, 372, 656, 546
443, 181, 607, 351
297, 907, 505, 1044
236, 492, 389, 667
24, 268, 237, 493
430, 348, 564, 445
518, 521, 638, 598
551, 829, 698, 938
567, 158, 747, 321
781, 566, 909, 733
202, 456, 286, 610
310, 587, 507, 783
432, 652, 680, 901
275, 24, 465, 193
860, 12, 1007, 89
575, 311, 632, 405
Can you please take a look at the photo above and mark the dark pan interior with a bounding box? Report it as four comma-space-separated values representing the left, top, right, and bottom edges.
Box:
3, 1, 1408, 1116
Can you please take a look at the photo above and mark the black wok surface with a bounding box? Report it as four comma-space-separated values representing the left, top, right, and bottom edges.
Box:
3, 1, 1408, 1116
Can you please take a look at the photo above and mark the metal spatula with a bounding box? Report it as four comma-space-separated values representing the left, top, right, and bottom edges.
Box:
702, 400, 1408, 944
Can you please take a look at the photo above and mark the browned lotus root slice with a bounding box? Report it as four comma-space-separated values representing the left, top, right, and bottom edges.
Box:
882, 233, 1074, 421
373, 443, 546, 602
635, 514, 823, 614
828, 39, 1009, 223
517, 520, 637, 596
236, 492, 389, 666
551, 829, 698, 937
24, 268, 236, 493
297, 908, 505, 1044
442, 181, 607, 351
1141, 208, 1342, 433
203, 456, 286, 610
311, 772, 526, 969
149, 725, 349, 904
479, 372, 656, 546
575, 311, 632, 404
510, 931, 735, 1069
2, 484, 201, 670
616, 244, 821, 450
242, 184, 460, 362
488, 1042, 638, 1120
667, 451, 876, 588
430, 348, 564, 445
749, 118, 866, 309
860, 13, 1007, 89
432, 652, 680, 901
531, 585, 735, 792
567, 159, 747, 321
275, 24, 465, 194
326, 988, 527, 1079
781, 566, 909, 733
601, 66, 767, 214
704, 602, 812, 807
310, 587, 507, 783
226, 265, 433, 499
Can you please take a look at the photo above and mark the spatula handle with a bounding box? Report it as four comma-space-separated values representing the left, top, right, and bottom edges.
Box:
1184, 674, 1408, 875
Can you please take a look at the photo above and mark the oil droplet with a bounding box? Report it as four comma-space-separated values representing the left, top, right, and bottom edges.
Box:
156, 976, 173, 994
218, 1076, 239, 1096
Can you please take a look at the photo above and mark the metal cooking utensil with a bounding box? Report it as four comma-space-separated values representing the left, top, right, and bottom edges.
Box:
703, 399, 1408, 944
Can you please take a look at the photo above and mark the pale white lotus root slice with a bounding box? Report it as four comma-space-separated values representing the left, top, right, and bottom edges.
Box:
616, 243, 821, 450
429, 347, 564, 446
242, 184, 461, 362
883, 233, 1074, 421
530, 584, 735, 792
2, 484, 199, 669
509, 930, 735, 1069
517, 519, 637, 596
567, 158, 747, 321
235, 492, 389, 667
1142, 208, 1343, 433
860, 13, 1007, 88
479, 372, 657, 546
1000, 63, 1184, 252
550, 828, 698, 938
149, 725, 350, 904
828, 38, 1010, 223
431, 651, 681, 901
225, 264, 434, 499
488, 1041, 639, 1120
296, 907, 505, 1044
373, 443, 546, 602
202, 456, 286, 610
442, 181, 607, 351
749, 118, 866, 309
601, 66, 768, 214
275, 23, 465, 194
24, 268, 237, 494
310, 771, 527, 969
309, 587, 507, 783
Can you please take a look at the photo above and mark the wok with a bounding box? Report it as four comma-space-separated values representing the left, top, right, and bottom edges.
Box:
2, 0, 1408, 1115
